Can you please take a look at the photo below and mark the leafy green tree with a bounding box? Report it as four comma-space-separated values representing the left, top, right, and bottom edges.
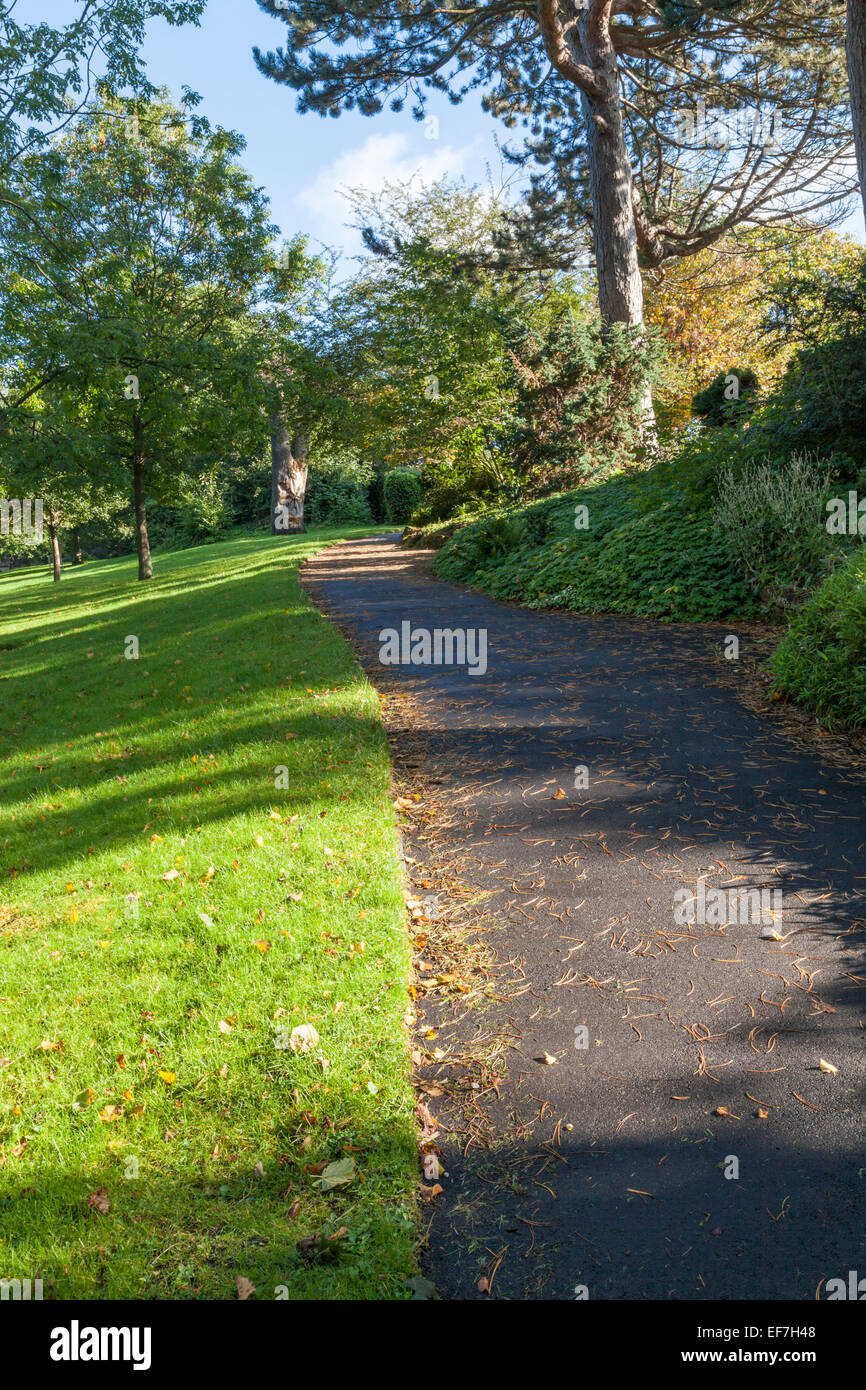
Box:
321, 180, 522, 484
1, 92, 281, 579
0, 375, 126, 579
314, 178, 654, 510
754, 249, 866, 468
0, 0, 203, 198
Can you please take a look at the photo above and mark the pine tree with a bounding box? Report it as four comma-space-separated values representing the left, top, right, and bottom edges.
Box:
253, 0, 854, 346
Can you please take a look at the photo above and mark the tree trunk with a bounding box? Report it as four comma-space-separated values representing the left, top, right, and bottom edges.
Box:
71, 529, 83, 564
47, 519, 62, 582
580, 93, 644, 332
580, 95, 656, 433
847, 1, 866, 221
578, 14, 655, 436
132, 417, 153, 581
270, 415, 309, 533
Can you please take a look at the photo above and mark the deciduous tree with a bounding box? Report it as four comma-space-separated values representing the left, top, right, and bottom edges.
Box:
1, 93, 278, 578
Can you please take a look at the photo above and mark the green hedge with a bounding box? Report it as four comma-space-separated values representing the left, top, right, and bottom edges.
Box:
384, 468, 423, 525
305, 473, 372, 526
770, 547, 866, 728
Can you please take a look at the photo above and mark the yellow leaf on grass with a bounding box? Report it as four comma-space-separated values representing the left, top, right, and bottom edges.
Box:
158, 1070, 176, 1085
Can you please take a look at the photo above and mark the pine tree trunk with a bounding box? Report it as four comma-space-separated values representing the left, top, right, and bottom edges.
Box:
578, 14, 655, 436
47, 519, 62, 582
580, 91, 656, 433
847, 0, 866, 220
270, 415, 309, 533
580, 90, 644, 332
71, 529, 83, 565
132, 418, 153, 581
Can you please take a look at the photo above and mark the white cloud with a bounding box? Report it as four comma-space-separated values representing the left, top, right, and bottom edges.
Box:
297, 130, 482, 257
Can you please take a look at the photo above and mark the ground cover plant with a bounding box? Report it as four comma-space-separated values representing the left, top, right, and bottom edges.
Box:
770, 546, 866, 728
431, 461, 758, 624
0, 527, 417, 1299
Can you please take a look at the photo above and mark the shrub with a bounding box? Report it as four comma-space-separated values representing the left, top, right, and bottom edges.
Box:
411, 455, 520, 525
712, 452, 836, 613
179, 469, 235, 542
506, 313, 660, 495
384, 467, 423, 525
305, 454, 373, 526
770, 547, 866, 728
692, 368, 759, 427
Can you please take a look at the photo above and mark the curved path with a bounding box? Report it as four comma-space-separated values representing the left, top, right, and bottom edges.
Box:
302, 534, 866, 1302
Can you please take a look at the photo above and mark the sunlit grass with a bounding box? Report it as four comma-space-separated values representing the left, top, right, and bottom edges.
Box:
0, 528, 417, 1299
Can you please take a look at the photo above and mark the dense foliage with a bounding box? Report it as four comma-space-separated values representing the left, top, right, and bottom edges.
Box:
305, 453, 373, 527
383, 467, 423, 526
770, 548, 866, 727
432, 462, 757, 623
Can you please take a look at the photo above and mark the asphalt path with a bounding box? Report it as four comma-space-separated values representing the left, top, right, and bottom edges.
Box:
302, 533, 866, 1302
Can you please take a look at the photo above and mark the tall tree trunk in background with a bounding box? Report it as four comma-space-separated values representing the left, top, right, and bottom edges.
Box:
47, 514, 62, 582
576, 10, 655, 435
580, 89, 644, 333
847, 1, 866, 220
270, 414, 309, 533
71, 529, 83, 564
132, 415, 153, 581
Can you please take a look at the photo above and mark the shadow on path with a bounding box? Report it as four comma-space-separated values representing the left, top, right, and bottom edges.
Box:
302, 535, 866, 1302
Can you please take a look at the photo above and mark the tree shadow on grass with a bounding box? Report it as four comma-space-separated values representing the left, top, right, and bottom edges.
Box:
0, 1109, 417, 1300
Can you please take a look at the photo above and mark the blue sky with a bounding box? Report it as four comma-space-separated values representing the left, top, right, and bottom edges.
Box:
27, 0, 511, 263
22, 0, 866, 259
138, 0, 513, 260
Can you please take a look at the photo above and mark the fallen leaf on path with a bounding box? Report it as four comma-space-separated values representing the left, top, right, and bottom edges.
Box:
422, 1151, 442, 1181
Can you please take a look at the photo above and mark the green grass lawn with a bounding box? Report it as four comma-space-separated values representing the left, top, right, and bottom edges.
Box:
0, 527, 417, 1299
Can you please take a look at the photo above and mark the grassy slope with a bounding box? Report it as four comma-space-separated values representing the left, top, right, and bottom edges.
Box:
0, 528, 417, 1300
430, 473, 756, 624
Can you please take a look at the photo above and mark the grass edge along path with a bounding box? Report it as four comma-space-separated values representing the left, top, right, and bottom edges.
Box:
0, 527, 418, 1300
